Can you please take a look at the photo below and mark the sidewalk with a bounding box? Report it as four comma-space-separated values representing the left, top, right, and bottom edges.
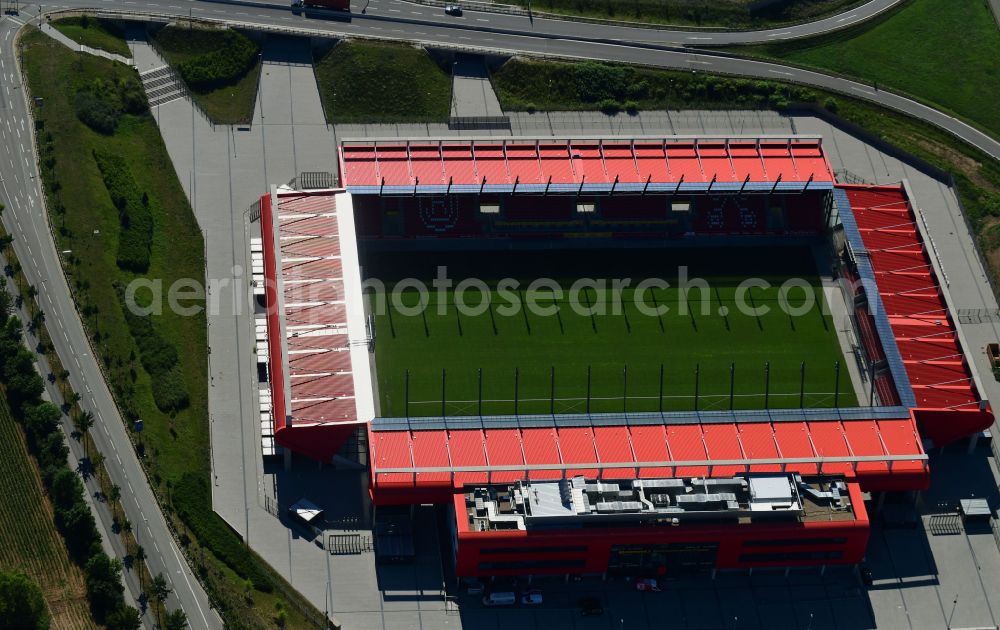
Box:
39, 22, 134, 66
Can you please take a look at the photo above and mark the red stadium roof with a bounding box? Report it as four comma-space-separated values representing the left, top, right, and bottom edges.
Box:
260, 189, 372, 460
339, 137, 835, 189
253, 139, 992, 501
842, 185, 992, 445
369, 417, 927, 503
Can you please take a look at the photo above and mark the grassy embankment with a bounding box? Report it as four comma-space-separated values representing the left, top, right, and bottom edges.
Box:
51, 16, 131, 58
506, 0, 865, 28
493, 58, 1000, 281
152, 25, 261, 124
314, 40, 451, 124
21, 27, 324, 630
726, 0, 1000, 139
0, 397, 96, 630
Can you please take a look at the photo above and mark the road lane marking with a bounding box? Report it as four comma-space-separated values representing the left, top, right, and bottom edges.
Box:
836, 13, 857, 22
767, 31, 791, 37
768, 69, 793, 76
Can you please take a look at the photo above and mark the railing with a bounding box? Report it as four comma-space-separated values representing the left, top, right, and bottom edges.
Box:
447, 115, 511, 130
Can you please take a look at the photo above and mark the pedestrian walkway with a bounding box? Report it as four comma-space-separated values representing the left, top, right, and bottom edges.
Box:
450, 53, 504, 118
39, 22, 133, 66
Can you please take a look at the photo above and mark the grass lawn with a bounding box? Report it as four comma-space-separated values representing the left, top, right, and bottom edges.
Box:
51, 16, 131, 58
0, 397, 96, 630
314, 40, 451, 124
729, 0, 1000, 138
509, 0, 864, 28
21, 29, 321, 630
153, 25, 261, 124
370, 247, 856, 417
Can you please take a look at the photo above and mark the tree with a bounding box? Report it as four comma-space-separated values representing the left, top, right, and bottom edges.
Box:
163, 608, 188, 630
149, 573, 171, 626
0, 570, 49, 630
73, 409, 94, 442
134, 546, 146, 587
104, 604, 142, 630
84, 552, 124, 620
108, 483, 122, 521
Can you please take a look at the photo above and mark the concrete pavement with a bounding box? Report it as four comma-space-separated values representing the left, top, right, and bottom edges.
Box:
0, 11, 221, 629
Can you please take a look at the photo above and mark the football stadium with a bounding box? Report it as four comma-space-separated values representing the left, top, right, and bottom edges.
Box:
250, 135, 993, 577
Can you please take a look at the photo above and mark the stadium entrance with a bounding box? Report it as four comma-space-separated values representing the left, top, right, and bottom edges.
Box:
608, 543, 721, 576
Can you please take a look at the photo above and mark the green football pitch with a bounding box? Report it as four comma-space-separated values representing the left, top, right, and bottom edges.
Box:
366, 246, 858, 417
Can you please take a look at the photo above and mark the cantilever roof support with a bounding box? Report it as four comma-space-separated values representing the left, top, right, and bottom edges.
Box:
479, 176, 486, 196
739, 173, 751, 194
708, 172, 717, 193
513, 175, 520, 194
641, 174, 652, 196
578, 174, 586, 197
379, 177, 385, 196
544, 175, 552, 196
447, 176, 453, 195
770, 173, 783, 195
674, 174, 685, 196
610, 174, 619, 195
803, 172, 814, 192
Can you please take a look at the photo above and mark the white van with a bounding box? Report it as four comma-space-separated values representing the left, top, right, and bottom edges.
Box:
482, 592, 516, 606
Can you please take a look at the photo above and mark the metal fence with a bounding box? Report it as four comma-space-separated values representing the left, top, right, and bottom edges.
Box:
447, 115, 511, 130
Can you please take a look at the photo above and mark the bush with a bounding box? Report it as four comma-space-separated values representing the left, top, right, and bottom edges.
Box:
171, 30, 259, 91
73, 75, 146, 134
173, 473, 273, 592
623, 100, 639, 114
74, 90, 119, 135
120, 294, 189, 413
598, 98, 621, 114
824, 97, 839, 113
92, 151, 152, 272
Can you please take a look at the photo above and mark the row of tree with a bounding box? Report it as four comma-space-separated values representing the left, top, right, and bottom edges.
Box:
0, 225, 186, 629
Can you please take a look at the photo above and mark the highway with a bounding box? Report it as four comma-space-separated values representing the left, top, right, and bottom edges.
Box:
0, 0, 995, 626
0, 10, 221, 630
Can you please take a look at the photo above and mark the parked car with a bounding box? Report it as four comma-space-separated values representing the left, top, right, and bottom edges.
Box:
444, 4, 463, 15
521, 590, 543, 605
465, 579, 485, 595
482, 591, 516, 607
578, 596, 604, 616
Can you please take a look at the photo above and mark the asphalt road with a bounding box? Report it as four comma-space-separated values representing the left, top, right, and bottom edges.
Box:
0, 0, 996, 626
0, 11, 221, 630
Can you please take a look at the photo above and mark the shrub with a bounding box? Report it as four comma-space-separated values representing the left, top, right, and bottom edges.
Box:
824, 97, 839, 113
172, 30, 259, 91
119, 293, 189, 413
173, 473, 273, 592
74, 90, 119, 135
92, 151, 152, 272
623, 100, 639, 114
598, 98, 621, 114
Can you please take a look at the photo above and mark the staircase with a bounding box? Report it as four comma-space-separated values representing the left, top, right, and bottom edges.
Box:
139, 66, 185, 108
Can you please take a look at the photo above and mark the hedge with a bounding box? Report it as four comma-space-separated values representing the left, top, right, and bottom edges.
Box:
173, 473, 273, 592
92, 151, 152, 273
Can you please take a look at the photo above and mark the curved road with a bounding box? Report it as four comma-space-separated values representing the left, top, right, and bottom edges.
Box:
0, 0, 996, 626
0, 9, 221, 629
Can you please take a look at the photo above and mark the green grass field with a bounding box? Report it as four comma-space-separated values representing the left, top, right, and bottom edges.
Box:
732, 0, 1000, 138
51, 17, 131, 58
370, 247, 857, 417
313, 40, 451, 124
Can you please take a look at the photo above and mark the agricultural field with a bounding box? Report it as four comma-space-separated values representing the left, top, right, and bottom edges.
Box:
370, 246, 857, 417
0, 398, 96, 630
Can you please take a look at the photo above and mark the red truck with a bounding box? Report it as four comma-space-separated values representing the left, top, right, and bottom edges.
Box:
292, 0, 350, 11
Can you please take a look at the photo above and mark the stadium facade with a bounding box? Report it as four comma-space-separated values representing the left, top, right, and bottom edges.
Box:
252, 136, 992, 577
